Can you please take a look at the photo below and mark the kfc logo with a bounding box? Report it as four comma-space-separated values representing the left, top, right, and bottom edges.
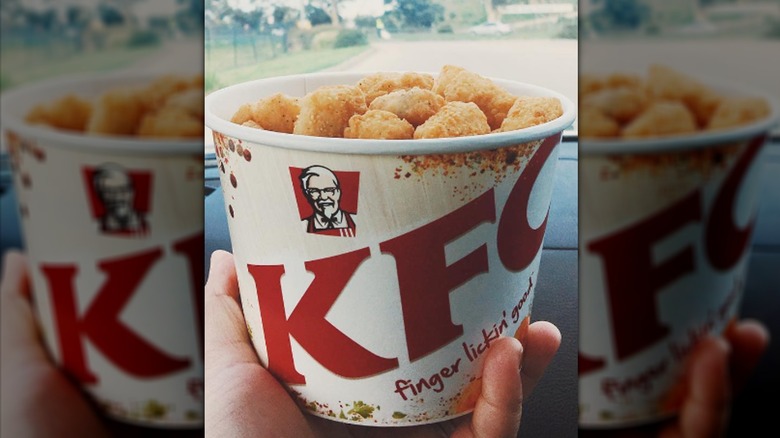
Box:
82, 163, 152, 236
290, 165, 359, 237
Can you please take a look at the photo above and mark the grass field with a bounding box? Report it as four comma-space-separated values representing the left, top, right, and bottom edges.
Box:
0, 44, 159, 92
205, 45, 368, 93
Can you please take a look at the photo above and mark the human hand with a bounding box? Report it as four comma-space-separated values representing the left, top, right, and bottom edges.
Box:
580, 319, 769, 438
204, 249, 562, 438
657, 319, 769, 438
0, 250, 111, 437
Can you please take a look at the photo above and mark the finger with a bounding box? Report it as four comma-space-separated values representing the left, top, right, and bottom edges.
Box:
0, 250, 49, 365
676, 336, 732, 438
204, 250, 258, 373
453, 336, 523, 438
724, 319, 769, 393
521, 321, 562, 397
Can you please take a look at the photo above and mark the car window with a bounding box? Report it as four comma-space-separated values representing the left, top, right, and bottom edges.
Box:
204, 0, 578, 153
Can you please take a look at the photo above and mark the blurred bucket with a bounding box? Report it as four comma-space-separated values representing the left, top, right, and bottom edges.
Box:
578, 83, 779, 428
0, 73, 204, 428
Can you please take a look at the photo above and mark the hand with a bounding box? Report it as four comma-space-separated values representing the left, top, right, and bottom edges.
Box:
204, 249, 562, 438
658, 319, 769, 438
0, 250, 111, 437
580, 319, 769, 438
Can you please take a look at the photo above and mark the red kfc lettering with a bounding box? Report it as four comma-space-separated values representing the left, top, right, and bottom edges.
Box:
381, 189, 496, 361
248, 248, 399, 385
587, 191, 701, 362
41, 248, 191, 384
498, 134, 561, 272
706, 135, 766, 271
173, 233, 204, 358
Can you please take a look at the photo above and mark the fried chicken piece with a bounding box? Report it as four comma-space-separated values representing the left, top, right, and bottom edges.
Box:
578, 107, 621, 139
581, 87, 648, 124
707, 96, 771, 131
137, 106, 202, 138
498, 96, 563, 132
433, 65, 517, 130
25, 94, 93, 132
85, 89, 145, 136
414, 101, 490, 139
622, 101, 698, 138
368, 87, 445, 127
344, 110, 414, 139
293, 85, 367, 137
252, 93, 300, 134
646, 64, 722, 128
357, 72, 435, 105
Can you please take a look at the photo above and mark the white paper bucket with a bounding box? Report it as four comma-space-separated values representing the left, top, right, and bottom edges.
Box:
205, 71, 576, 426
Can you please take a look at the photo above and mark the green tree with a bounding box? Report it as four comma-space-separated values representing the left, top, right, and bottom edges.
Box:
591, 0, 650, 31
387, 0, 445, 30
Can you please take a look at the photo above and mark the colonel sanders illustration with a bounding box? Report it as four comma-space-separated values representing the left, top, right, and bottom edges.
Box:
299, 165, 356, 237
92, 163, 148, 235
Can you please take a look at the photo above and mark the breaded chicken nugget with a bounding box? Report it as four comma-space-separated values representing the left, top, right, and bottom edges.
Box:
357, 72, 435, 105
138, 74, 194, 111
369, 87, 445, 127
622, 101, 698, 138
137, 107, 202, 138
414, 101, 490, 139
231, 103, 255, 125
581, 87, 648, 124
580, 74, 606, 98
578, 107, 620, 138
293, 85, 367, 137
86, 89, 145, 136
498, 96, 563, 132
25, 94, 93, 132
163, 88, 204, 118
434, 65, 517, 130
252, 93, 300, 134
707, 96, 771, 131
344, 110, 414, 139
646, 64, 721, 127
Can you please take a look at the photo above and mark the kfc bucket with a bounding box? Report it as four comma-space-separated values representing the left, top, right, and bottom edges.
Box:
0, 73, 204, 428
578, 67, 780, 428
204, 70, 576, 425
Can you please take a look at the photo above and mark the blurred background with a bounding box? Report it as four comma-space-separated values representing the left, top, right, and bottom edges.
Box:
579, 0, 779, 436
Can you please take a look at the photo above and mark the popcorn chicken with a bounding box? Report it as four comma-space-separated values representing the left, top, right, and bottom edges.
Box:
707, 97, 771, 131
137, 107, 202, 138
646, 64, 721, 127
580, 65, 772, 140
622, 101, 698, 138
25, 94, 93, 132
26, 74, 203, 139
581, 87, 648, 124
433, 65, 517, 130
498, 96, 563, 132
368, 87, 445, 127
414, 101, 491, 139
344, 110, 414, 140
293, 85, 367, 138
86, 89, 145, 136
357, 71, 435, 105
578, 107, 620, 139
252, 93, 300, 134
231, 65, 567, 140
